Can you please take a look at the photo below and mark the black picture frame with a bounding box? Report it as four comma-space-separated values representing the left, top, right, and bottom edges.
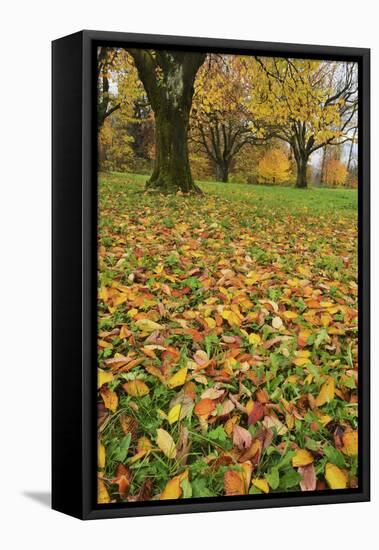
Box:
52, 30, 370, 520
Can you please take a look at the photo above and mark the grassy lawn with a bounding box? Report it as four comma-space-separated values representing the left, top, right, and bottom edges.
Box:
100, 171, 358, 216
97, 170, 358, 503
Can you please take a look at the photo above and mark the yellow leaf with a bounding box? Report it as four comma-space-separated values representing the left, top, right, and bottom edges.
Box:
315, 378, 335, 407
98, 339, 113, 349
245, 398, 254, 415
123, 379, 149, 397
98, 368, 114, 389
292, 449, 314, 467
252, 478, 269, 493
160, 470, 188, 500
205, 317, 216, 329
341, 431, 358, 456
156, 428, 177, 459
325, 463, 347, 489
98, 440, 106, 469
318, 414, 332, 426
286, 413, 295, 429
127, 308, 138, 318
100, 386, 118, 412
135, 319, 165, 332
293, 357, 311, 367
248, 333, 261, 346
168, 404, 182, 424
167, 367, 188, 389
98, 479, 110, 503
283, 311, 298, 320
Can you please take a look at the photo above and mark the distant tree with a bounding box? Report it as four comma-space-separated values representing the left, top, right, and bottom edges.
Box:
250, 58, 358, 188
324, 159, 348, 186
257, 148, 291, 184
97, 48, 141, 131
191, 55, 268, 183
98, 110, 135, 172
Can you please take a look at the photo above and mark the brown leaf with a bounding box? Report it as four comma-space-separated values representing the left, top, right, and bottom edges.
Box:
299, 463, 316, 491
233, 425, 253, 450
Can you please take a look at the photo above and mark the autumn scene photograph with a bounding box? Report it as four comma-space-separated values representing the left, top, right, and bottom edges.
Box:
96, 47, 359, 504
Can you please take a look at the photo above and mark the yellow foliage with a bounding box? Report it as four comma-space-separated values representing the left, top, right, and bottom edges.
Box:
324, 159, 348, 186
258, 148, 291, 184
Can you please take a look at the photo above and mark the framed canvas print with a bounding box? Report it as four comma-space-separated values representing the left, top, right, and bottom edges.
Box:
52, 30, 370, 520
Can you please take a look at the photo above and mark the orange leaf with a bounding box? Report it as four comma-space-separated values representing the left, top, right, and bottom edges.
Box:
224, 469, 246, 496
160, 470, 188, 500
341, 431, 358, 456
194, 398, 216, 418
100, 386, 118, 412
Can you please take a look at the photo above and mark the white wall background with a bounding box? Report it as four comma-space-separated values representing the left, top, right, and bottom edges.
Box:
0, 1, 376, 547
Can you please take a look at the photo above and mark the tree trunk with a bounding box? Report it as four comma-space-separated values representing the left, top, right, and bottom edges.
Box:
347, 127, 357, 173
147, 104, 198, 193
128, 50, 205, 194
295, 154, 308, 188
215, 162, 229, 183
320, 146, 327, 185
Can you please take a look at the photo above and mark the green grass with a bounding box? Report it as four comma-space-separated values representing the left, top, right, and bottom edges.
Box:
99, 171, 358, 217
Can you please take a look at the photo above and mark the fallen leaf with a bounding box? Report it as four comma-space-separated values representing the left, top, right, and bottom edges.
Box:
341, 430, 358, 456
98, 368, 114, 389
325, 462, 347, 489
233, 425, 253, 450
272, 316, 283, 330
292, 449, 314, 467
100, 386, 118, 412
315, 378, 335, 407
160, 470, 188, 500
299, 463, 316, 491
248, 401, 265, 425
123, 379, 150, 397
193, 350, 209, 366
224, 469, 246, 496
156, 428, 177, 459
194, 398, 216, 418
98, 479, 110, 503
168, 404, 182, 424
252, 478, 269, 493
135, 319, 165, 332
167, 367, 188, 389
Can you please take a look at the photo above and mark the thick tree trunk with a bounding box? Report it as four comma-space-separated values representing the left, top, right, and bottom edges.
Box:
147, 105, 200, 193
128, 50, 205, 194
295, 154, 308, 188
215, 162, 229, 183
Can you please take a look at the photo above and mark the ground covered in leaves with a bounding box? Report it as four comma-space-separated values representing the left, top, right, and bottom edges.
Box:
97, 172, 359, 504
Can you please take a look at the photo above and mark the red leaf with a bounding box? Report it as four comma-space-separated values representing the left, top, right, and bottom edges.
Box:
248, 401, 264, 425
